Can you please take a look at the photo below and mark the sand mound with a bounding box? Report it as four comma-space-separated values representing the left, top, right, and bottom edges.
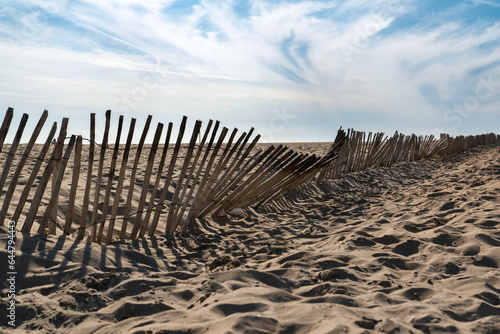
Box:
1, 144, 499, 333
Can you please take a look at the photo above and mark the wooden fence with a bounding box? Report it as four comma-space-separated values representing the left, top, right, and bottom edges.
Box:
0, 108, 498, 244
0, 108, 347, 243
316, 129, 499, 182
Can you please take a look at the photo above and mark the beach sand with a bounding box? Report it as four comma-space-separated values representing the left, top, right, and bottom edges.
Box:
1, 143, 499, 333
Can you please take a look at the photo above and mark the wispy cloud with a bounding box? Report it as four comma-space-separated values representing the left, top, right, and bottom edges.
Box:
0, 0, 499, 141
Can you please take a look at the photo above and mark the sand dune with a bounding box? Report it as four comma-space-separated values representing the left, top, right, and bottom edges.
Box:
1, 144, 499, 333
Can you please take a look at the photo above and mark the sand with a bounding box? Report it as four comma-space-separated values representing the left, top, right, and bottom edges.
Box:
1, 143, 499, 333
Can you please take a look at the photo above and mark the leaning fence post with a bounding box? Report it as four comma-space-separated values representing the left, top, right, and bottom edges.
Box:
169, 120, 213, 233
96, 115, 124, 244
0, 113, 29, 200
130, 121, 163, 239
78, 113, 95, 240
119, 115, 152, 239
0, 107, 14, 153
22, 118, 69, 233
138, 122, 173, 238
191, 128, 240, 219
107, 118, 136, 243
181, 126, 229, 234
38, 135, 76, 234
165, 120, 202, 234
149, 116, 187, 237
64, 135, 82, 235
49, 132, 63, 235
90, 110, 111, 242
171, 121, 219, 233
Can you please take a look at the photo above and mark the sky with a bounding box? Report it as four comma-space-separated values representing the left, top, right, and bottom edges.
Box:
1, 0, 500, 143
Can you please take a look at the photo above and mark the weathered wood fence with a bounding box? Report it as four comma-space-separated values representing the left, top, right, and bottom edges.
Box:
316, 129, 499, 181
0, 108, 347, 243
0, 108, 498, 244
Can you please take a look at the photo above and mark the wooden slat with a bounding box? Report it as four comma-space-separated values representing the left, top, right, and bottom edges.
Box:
49, 137, 63, 235
78, 113, 95, 240
139, 122, 173, 238
187, 145, 263, 223
0, 107, 14, 153
197, 130, 259, 217
129, 121, 163, 239
228, 152, 303, 210
90, 110, 111, 242
260, 128, 346, 205
38, 135, 76, 234
22, 118, 68, 233
96, 115, 124, 243
120, 115, 152, 239
210, 146, 291, 216
165, 120, 202, 234
149, 116, 187, 236
236, 152, 316, 209
181, 126, 229, 235
64, 135, 82, 235
106, 118, 136, 243
178, 121, 223, 235
191, 128, 244, 218
187, 132, 261, 230
207, 129, 254, 196
0, 113, 29, 199
187, 127, 240, 220
168, 120, 213, 234
205, 144, 285, 216
252, 155, 319, 209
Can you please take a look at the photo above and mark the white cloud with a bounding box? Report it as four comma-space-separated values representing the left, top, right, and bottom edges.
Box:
0, 0, 499, 141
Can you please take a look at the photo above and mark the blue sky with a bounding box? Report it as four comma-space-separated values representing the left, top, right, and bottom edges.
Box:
1, 0, 500, 142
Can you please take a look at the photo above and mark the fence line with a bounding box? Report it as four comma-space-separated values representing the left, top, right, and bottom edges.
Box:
0, 109, 346, 243
0, 108, 498, 244
316, 130, 499, 182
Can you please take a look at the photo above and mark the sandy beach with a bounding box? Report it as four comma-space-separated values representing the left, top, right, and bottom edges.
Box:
1, 143, 499, 333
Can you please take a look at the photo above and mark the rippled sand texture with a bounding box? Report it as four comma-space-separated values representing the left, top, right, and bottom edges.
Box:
1, 144, 499, 333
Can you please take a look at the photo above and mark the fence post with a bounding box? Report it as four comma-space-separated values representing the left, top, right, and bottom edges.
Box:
64, 135, 82, 235
138, 122, 173, 238
90, 110, 111, 242
165, 120, 202, 234
22, 118, 68, 233
149, 116, 187, 236
96, 115, 124, 243
0, 107, 14, 153
38, 135, 76, 234
119, 115, 152, 239
129, 121, 164, 239
181, 126, 229, 235
106, 118, 136, 243
0, 113, 29, 200
78, 114, 95, 240
169, 120, 214, 233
